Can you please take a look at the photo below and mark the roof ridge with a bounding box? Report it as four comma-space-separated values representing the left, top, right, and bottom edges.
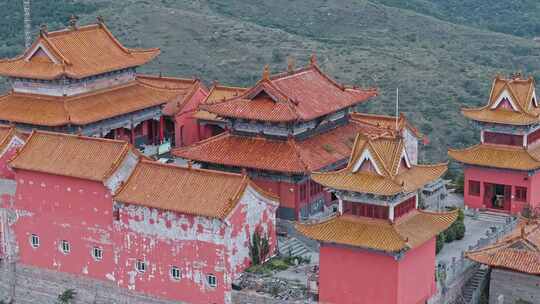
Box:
45, 23, 101, 37
136, 74, 198, 84
31, 129, 128, 145
39, 34, 71, 65
287, 137, 311, 172
139, 158, 246, 178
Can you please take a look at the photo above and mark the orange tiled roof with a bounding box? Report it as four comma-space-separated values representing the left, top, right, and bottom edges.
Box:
193, 84, 247, 122
0, 22, 159, 80
296, 210, 457, 253
200, 63, 377, 123
449, 143, 540, 171
0, 75, 191, 126
0, 125, 24, 152
115, 160, 276, 219
350, 112, 422, 139
9, 130, 135, 182
462, 75, 540, 125
137, 75, 205, 116
172, 122, 365, 174
311, 134, 447, 195
466, 221, 540, 274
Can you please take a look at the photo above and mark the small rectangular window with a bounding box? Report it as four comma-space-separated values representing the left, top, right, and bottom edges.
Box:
136, 260, 146, 273
170, 266, 181, 281
207, 274, 217, 287
515, 187, 527, 202
92, 247, 103, 261
468, 181, 480, 196
60, 240, 70, 254
30, 234, 39, 248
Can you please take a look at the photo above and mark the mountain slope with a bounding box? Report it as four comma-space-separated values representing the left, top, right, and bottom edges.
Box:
2, 0, 540, 171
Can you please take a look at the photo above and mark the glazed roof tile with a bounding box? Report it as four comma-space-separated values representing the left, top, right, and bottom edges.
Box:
114, 160, 277, 219
350, 112, 422, 139
0, 75, 193, 126
200, 64, 377, 123
296, 210, 457, 253
466, 221, 540, 274
462, 75, 540, 125
9, 131, 135, 182
448, 143, 540, 171
0, 125, 25, 152
0, 22, 159, 80
311, 134, 447, 196
172, 122, 364, 174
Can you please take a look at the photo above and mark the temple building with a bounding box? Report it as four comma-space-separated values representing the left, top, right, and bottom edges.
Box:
296, 133, 457, 304
449, 74, 540, 214
0, 16, 207, 153
0, 130, 278, 304
173, 57, 404, 220
466, 220, 540, 304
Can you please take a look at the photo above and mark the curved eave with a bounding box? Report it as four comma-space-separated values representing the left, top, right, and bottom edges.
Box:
461, 108, 539, 126
448, 147, 540, 171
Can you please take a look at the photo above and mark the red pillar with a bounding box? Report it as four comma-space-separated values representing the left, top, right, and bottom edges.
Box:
130, 125, 135, 144
159, 117, 164, 143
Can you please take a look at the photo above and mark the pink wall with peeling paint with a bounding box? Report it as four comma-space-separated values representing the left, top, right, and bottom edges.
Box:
12, 170, 115, 279
7, 169, 277, 304
319, 239, 436, 304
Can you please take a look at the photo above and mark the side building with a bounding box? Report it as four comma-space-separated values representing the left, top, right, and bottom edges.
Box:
449, 74, 540, 214
0, 17, 208, 153
0, 131, 278, 304
174, 57, 427, 220
296, 133, 456, 304
466, 220, 540, 304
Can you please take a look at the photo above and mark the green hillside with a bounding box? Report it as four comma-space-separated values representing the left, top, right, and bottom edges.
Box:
2, 0, 540, 173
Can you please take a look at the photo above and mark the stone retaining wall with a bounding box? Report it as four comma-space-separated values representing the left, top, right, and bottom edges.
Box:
0, 261, 184, 304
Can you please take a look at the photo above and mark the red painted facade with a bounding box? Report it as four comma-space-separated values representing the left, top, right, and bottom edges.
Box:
318, 238, 436, 304
173, 87, 209, 147
463, 165, 538, 214
4, 165, 277, 304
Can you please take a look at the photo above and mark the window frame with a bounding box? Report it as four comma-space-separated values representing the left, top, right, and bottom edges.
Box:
515, 186, 527, 202
207, 274, 217, 288
92, 247, 103, 261
60, 240, 70, 254
468, 180, 481, 196
29, 234, 40, 248
136, 259, 147, 273
170, 266, 181, 281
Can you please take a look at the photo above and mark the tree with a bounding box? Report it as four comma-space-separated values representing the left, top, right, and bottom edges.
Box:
249, 229, 270, 266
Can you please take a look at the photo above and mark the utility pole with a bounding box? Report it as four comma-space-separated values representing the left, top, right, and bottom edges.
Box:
23, 0, 31, 49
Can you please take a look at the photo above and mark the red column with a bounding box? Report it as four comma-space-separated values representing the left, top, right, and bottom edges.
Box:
159, 117, 164, 143
130, 125, 135, 144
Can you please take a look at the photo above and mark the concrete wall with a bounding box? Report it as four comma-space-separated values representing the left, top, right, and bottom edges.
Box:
490, 268, 540, 304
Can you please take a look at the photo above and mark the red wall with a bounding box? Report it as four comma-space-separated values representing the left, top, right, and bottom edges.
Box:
319, 240, 437, 304
397, 238, 437, 304
174, 87, 209, 147
319, 245, 398, 304
253, 178, 297, 210
464, 166, 536, 214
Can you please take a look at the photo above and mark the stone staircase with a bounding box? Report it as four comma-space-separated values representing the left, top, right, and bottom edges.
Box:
278, 237, 312, 259
476, 210, 512, 224
461, 266, 489, 304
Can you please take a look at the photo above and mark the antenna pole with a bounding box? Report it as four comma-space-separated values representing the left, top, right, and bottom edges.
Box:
395, 88, 399, 131
23, 0, 31, 49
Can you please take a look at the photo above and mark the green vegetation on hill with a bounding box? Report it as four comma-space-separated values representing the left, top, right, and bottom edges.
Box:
1, 0, 540, 174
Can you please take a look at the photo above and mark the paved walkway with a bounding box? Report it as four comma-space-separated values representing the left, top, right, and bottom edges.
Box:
436, 215, 505, 264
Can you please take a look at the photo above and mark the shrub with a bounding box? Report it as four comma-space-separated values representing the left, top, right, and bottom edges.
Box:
454, 221, 466, 240
436, 232, 445, 254
57, 289, 76, 304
